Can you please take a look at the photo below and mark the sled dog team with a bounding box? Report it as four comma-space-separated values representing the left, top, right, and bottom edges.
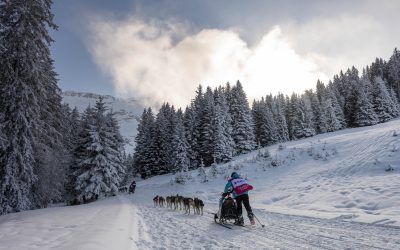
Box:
153, 195, 204, 215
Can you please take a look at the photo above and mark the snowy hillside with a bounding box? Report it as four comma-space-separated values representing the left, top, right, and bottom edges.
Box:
135, 117, 400, 226
62, 91, 144, 152
1, 119, 399, 249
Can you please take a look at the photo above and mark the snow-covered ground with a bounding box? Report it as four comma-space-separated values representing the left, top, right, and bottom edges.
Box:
1, 119, 400, 249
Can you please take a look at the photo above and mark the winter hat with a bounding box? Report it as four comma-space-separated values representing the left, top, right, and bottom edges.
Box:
231, 172, 239, 178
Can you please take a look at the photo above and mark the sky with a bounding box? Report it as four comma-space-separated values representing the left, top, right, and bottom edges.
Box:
51, 0, 400, 108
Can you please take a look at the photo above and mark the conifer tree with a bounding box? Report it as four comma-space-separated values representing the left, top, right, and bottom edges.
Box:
212, 87, 234, 163
153, 103, 176, 175
274, 93, 290, 142
327, 84, 346, 129
353, 84, 378, 127
170, 110, 190, 173
197, 165, 208, 183
387, 48, 400, 100
134, 108, 156, 178
371, 77, 395, 122
307, 89, 326, 133
341, 67, 366, 127
183, 105, 198, 169
0, 0, 62, 214
198, 87, 215, 165
252, 98, 279, 147
228, 81, 256, 155
322, 88, 341, 132
389, 88, 400, 116
73, 98, 124, 203
122, 153, 136, 185
191, 85, 205, 166
301, 95, 317, 137
288, 93, 315, 139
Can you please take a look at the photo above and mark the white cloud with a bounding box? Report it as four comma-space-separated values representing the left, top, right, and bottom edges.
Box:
281, 14, 400, 78
88, 18, 330, 108
86, 1, 400, 108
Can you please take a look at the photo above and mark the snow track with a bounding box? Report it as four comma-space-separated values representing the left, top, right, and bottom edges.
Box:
128, 195, 400, 250
0, 194, 399, 250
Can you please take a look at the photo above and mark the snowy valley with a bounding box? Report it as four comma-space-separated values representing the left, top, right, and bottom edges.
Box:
1, 118, 399, 250
2, 1, 400, 250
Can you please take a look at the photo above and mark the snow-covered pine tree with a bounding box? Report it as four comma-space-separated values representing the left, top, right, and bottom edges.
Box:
34, 103, 77, 207
315, 81, 330, 133
300, 94, 317, 137
197, 165, 208, 183
321, 88, 341, 132
368, 58, 387, 81
33, 62, 65, 208
0, 0, 63, 214
252, 100, 263, 146
62, 106, 81, 153
69, 105, 94, 200
265, 95, 282, 142
228, 81, 256, 155
198, 87, 216, 165
274, 93, 290, 142
307, 89, 327, 134
183, 105, 199, 169
73, 98, 124, 203
388, 87, 400, 116
288, 93, 316, 139
189, 85, 205, 167
387, 48, 400, 100
153, 103, 176, 175
133, 108, 156, 178
353, 82, 378, 127
172, 109, 192, 184
122, 153, 136, 186
252, 98, 279, 147
105, 110, 126, 183
331, 74, 346, 112
371, 76, 395, 122
170, 109, 190, 173
209, 162, 219, 178
342, 67, 364, 127
212, 87, 234, 163
327, 83, 346, 129
63, 106, 81, 200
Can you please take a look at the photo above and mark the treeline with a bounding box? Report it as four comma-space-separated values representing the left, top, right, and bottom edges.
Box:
0, 0, 129, 215
133, 49, 400, 179
133, 83, 255, 178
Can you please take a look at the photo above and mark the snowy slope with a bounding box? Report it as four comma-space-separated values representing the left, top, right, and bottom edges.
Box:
1, 119, 400, 249
136, 117, 400, 227
62, 91, 144, 152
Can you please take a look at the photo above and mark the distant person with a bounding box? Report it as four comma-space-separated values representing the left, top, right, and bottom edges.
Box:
223, 172, 255, 225
129, 180, 136, 194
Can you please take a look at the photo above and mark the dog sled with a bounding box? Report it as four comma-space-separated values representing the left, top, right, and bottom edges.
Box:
214, 193, 240, 229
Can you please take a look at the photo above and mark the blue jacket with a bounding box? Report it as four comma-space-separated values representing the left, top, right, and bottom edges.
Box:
224, 174, 249, 198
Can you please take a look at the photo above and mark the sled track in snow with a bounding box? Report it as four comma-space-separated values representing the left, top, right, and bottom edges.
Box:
128, 197, 400, 250
317, 128, 399, 177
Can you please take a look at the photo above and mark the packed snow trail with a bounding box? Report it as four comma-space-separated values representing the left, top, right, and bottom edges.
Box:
0, 194, 399, 250
0, 196, 141, 250
128, 194, 400, 250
